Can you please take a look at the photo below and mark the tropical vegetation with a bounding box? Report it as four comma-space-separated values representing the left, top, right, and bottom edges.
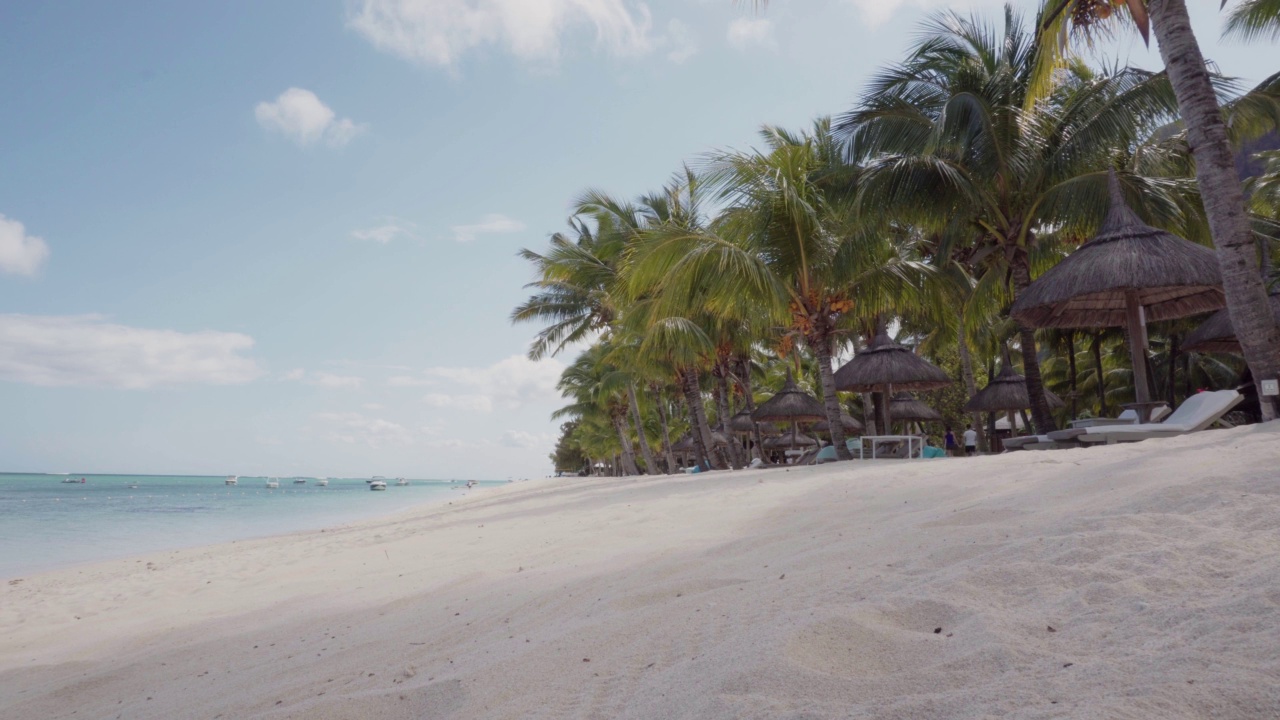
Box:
520, 3, 1280, 475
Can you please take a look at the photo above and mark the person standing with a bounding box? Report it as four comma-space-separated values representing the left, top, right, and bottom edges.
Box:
962, 424, 978, 456
943, 426, 957, 457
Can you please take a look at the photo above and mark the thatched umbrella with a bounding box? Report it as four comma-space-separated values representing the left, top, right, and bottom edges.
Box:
751, 372, 828, 450
1182, 293, 1280, 354
728, 410, 780, 435
812, 412, 864, 434
964, 364, 1065, 437
1011, 171, 1224, 405
834, 332, 952, 432
889, 392, 943, 424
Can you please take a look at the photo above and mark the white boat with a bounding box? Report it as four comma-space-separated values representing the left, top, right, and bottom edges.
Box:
395, 478, 409, 486
316, 479, 329, 487
370, 480, 387, 491
225, 476, 238, 486
61, 477, 86, 484
265, 479, 279, 489
465, 480, 477, 489
293, 478, 307, 485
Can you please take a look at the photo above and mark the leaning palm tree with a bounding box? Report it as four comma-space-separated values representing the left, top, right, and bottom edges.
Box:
1035, 0, 1280, 420
554, 344, 643, 476
838, 7, 1192, 433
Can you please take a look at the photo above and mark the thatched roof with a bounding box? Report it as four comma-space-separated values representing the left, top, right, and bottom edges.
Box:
728, 410, 780, 435
1011, 171, 1224, 328
833, 333, 952, 392
763, 431, 819, 449
889, 392, 943, 422
751, 373, 827, 422
669, 431, 729, 453
1182, 293, 1280, 354
813, 412, 865, 433
963, 365, 1066, 413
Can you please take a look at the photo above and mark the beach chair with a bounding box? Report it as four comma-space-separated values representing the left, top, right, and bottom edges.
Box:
1063, 390, 1241, 446
1044, 405, 1171, 446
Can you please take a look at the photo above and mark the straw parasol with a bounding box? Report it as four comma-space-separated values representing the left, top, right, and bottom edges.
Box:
1011, 171, 1224, 404
751, 372, 829, 450
1182, 293, 1280, 354
812, 412, 865, 434
889, 392, 943, 423
833, 332, 953, 392
728, 410, 780, 436
964, 364, 1064, 437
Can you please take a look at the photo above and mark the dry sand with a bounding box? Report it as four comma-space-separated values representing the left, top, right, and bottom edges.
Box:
3, 424, 1279, 719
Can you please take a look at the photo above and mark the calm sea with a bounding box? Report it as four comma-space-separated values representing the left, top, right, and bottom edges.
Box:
0, 473, 501, 579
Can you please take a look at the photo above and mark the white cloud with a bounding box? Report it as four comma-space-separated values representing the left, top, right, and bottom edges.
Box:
395, 355, 564, 413
727, 17, 775, 50
255, 88, 365, 147
312, 412, 414, 448
423, 392, 494, 412
842, 0, 1006, 27
284, 369, 364, 389
347, 0, 655, 68
500, 430, 553, 448
0, 214, 50, 276
352, 218, 417, 243
0, 315, 261, 389
451, 213, 525, 243
663, 19, 697, 63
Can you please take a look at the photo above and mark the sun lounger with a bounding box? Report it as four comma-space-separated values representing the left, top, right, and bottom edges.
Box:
1047, 405, 1174, 444
1066, 390, 1241, 445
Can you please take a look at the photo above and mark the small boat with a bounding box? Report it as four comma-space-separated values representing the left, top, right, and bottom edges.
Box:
225, 476, 238, 486
316, 479, 329, 487
265, 479, 279, 489
61, 477, 87, 484
127, 483, 140, 489
465, 480, 477, 489
395, 478, 409, 486
370, 480, 387, 491
293, 478, 307, 485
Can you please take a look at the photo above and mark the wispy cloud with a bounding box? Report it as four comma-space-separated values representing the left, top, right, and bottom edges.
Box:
727, 17, 775, 51
255, 88, 365, 147
351, 218, 418, 244
663, 19, 697, 63
284, 369, 364, 389
842, 0, 1006, 27
311, 412, 413, 448
391, 354, 564, 413
451, 213, 525, 243
0, 214, 50, 276
347, 0, 655, 68
500, 430, 553, 449
0, 315, 261, 388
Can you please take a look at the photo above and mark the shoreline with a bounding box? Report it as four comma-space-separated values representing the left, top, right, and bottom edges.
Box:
4, 426, 1279, 719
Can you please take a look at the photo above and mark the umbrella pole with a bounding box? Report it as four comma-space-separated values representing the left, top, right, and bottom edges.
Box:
1125, 290, 1152, 404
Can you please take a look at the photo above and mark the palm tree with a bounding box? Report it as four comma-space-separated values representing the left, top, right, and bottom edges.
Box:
1224, 0, 1280, 41
839, 7, 1190, 433
553, 344, 646, 476
629, 120, 935, 460
1037, 0, 1280, 420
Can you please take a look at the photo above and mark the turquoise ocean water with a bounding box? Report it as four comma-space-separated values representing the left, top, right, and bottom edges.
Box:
0, 473, 499, 579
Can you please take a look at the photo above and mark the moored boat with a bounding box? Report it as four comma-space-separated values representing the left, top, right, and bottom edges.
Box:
265, 478, 279, 489
225, 476, 238, 486
370, 480, 387, 491
316, 479, 329, 487
395, 478, 409, 486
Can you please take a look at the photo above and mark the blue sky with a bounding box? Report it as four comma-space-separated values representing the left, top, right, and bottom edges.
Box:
0, 0, 1267, 479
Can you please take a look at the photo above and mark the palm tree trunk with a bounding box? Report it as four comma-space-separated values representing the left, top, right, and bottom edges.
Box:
651, 385, 677, 473
1148, 0, 1280, 421
1010, 254, 1059, 433
613, 413, 640, 476
1093, 332, 1107, 417
736, 358, 770, 466
811, 331, 852, 460
860, 392, 877, 435
1168, 333, 1179, 407
956, 314, 989, 452
1067, 331, 1079, 421
682, 369, 724, 470
626, 383, 656, 475
713, 371, 743, 468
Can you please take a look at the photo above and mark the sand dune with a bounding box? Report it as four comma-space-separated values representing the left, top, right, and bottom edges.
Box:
3, 424, 1279, 719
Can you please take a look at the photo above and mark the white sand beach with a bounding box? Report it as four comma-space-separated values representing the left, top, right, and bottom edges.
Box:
3, 425, 1279, 719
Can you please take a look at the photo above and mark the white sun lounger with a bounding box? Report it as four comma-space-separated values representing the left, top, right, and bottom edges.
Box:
1072, 390, 1242, 445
